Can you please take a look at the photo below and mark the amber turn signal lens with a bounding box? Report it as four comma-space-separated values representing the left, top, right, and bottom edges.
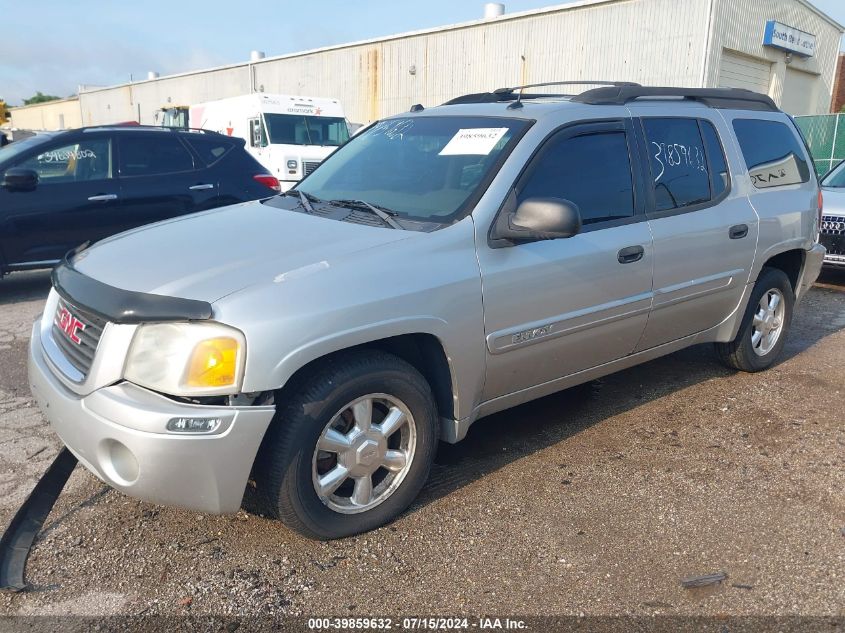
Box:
185, 338, 240, 388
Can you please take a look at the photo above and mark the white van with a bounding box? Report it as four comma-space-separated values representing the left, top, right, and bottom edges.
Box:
189, 94, 350, 190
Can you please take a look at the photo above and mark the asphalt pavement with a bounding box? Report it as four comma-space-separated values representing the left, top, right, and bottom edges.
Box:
0, 269, 843, 620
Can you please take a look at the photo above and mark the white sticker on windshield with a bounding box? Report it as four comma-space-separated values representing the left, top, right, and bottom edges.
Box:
439, 128, 508, 156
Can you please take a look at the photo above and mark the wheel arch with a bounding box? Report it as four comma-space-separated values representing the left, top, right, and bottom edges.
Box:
268, 324, 458, 423
760, 248, 805, 292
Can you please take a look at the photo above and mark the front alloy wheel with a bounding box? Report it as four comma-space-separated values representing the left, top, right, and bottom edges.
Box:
313, 394, 416, 514
248, 350, 438, 540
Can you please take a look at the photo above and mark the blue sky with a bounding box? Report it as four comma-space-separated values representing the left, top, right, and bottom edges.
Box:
2, 0, 844, 105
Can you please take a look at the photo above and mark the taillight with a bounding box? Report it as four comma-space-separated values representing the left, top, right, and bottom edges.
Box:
817, 188, 824, 239
253, 174, 281, 192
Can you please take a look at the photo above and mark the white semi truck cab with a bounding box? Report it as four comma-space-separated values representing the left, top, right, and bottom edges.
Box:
189, 93, 349, 190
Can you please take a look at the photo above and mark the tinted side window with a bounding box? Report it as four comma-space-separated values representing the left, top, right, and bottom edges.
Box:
184, 135, 233, 166
17, 138, 112, 183
119, 135, 194, 177
732, 119, 810, 189
642, 118, 710, 211
700, 120, 729, 198
518, 131, 634, 225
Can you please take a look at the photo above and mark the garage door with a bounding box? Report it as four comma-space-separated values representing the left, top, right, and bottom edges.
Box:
781, 67, 818, 115
718, 50, 772, 94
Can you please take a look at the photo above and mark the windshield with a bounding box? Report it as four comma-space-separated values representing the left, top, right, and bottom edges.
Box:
297, 116, 529, 221
0, 133, 56, 164
263, 114, 349, 147
822, 160, 845, 188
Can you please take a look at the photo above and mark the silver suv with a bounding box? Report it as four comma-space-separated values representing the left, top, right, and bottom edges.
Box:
817, 160, 845, 268
28, 83, 826, 539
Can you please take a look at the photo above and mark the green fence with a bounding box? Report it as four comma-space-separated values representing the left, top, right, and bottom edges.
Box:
794, 113, 845, 177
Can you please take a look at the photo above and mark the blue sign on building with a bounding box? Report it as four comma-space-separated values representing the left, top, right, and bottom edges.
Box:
763, 20, 816, 57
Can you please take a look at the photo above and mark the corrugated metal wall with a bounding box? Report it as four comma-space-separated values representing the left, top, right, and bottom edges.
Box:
63, 0, 843, 127
704, 0, 842, 114
77, 0, 711, 127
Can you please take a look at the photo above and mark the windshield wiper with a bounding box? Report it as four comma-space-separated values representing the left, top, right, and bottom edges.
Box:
329, 199, 402, 229
282, 189, 321, 213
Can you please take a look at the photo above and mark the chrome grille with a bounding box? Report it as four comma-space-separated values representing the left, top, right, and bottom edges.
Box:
303, 160, 321, 176
821, 215, 845, 236
51, 297, 107, 377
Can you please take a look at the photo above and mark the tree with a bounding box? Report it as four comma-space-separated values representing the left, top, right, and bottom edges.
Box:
23, 92, 61, 106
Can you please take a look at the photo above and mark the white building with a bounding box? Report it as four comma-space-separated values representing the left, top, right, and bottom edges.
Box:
14, 0, 845, 130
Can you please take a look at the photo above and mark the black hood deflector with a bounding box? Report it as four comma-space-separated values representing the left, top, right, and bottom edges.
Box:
52, 258, 213, 324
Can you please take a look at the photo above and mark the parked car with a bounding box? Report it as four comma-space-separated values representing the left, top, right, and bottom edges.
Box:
818, 160, 845, 268
29, 83, 825, 540
0, 126, 280, 277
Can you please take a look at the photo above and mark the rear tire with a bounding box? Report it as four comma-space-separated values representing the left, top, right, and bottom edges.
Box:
714, 267, 793, 372
249, 350, 438, 540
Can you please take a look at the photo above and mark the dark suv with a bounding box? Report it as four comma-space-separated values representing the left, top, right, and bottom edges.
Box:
0, 126, 280, 276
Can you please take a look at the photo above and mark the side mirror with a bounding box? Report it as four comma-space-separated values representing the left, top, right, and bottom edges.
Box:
492, 196, 582, 243
2, 168, 38, 191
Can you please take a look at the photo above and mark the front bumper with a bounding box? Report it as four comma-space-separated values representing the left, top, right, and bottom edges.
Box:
819, 232, 845, 268
28, 323, 275, 514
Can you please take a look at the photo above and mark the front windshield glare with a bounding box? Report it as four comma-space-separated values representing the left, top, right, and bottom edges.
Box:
822, 160, 845, 187
298, 116, 528, 221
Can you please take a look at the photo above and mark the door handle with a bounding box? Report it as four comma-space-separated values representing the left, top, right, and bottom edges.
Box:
617, 245, 645, 264
87, 194, 117, 201
729, 224, 749, 239
189, 183, 215, 191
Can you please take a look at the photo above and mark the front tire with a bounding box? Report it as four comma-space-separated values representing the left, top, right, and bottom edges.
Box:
250, 350, 438, 540
715, 267, 794, 372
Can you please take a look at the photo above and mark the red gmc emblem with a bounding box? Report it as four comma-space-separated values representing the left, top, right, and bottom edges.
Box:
57, 307, 86, 345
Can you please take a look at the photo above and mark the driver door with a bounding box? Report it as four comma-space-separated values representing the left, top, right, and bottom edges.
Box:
476, 120, 655, 401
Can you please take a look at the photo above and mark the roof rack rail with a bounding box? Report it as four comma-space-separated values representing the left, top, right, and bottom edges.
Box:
443, 81, 640, 107
571, 86, 779, 111
81, 125, 222, 134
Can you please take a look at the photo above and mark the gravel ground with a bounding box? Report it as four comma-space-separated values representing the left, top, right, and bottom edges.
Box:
0, 268, 843, 619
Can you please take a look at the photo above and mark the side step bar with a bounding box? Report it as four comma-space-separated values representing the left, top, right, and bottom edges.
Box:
0, 448, 77, 592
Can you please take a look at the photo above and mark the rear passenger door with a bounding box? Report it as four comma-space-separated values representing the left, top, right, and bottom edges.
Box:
116, 133, 218, 229
632, 112, 759, 351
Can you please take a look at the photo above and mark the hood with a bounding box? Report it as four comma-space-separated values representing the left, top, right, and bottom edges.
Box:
821, 186, 845, 217
71, 200, 412, 303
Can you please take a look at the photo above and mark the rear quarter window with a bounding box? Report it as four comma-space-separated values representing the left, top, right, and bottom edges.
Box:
184, 135, 234, 166
732, 119, 811, 189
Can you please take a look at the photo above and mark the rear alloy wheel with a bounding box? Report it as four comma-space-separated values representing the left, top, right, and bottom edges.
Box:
749, 288, 786, 357
715, 267, 794, 372
249, 350, 438, 539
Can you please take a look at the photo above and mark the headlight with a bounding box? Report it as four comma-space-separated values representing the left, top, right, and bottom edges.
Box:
124, 322, 246, 396
286, 159, 298, 170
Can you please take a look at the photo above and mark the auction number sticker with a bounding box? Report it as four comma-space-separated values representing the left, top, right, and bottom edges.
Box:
439, 128, 508, 155
307, 617, 474, 630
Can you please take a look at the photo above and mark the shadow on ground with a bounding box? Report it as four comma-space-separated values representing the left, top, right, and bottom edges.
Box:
0, 271, 52, 306
421, 278, 845, 508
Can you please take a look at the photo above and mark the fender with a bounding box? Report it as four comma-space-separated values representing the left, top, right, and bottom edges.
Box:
263, 315, 481, 423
